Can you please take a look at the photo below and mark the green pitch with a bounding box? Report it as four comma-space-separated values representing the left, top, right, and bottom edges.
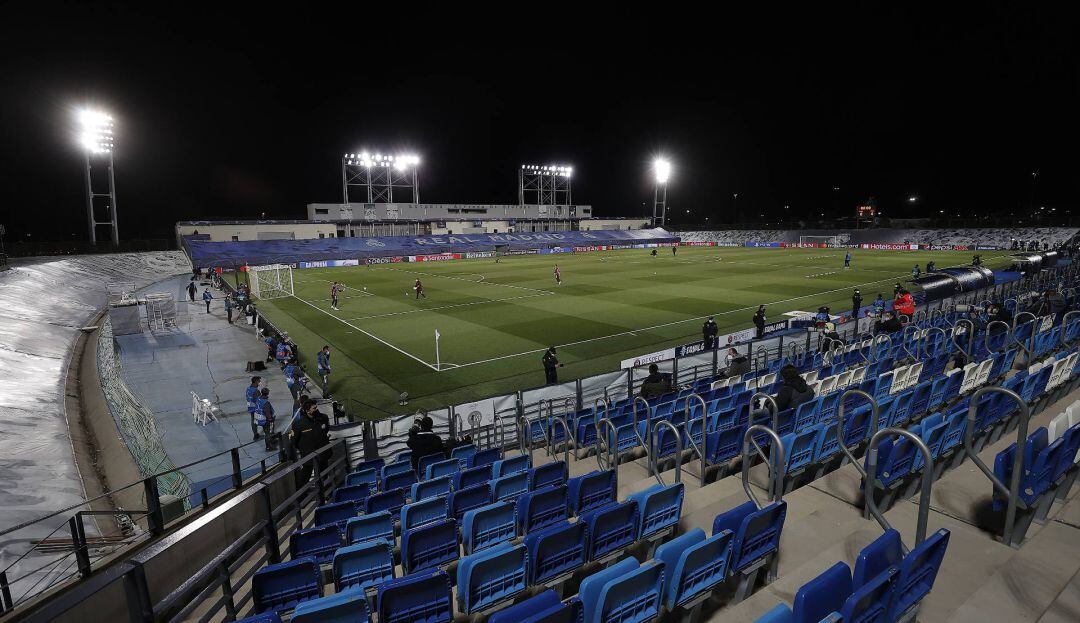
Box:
248, 247, 1011, 418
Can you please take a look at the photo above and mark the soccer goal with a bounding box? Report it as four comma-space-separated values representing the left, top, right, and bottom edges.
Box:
247, 264, 294, 300
799, 235, 840, 247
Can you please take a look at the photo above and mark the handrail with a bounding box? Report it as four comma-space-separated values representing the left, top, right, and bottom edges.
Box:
754, 346, 769, 372
913, 309, 927, 325
923, 326, 949, 359
468, 410, 483, 448
864, 427, 934, 548
856, 337, 872, 363
984, 320, 1011, 354
549, 416, 572, 468
517, 415, 532, 464
901, 324, 920, 360
741, 425, 786, 508
631, 396, 653, 476
873, 334, 893, 362
594, 417, 617, 471
1062, 310, 1080, 346
1012, 318, 1037, 360
649, 420, 682, 485
835, 389, 880, 477
1013, 311, 1036, 332
952, 318, 974, 360
681, 393, 709, 487
962, 386, 1032, 546
750, 392, 780, 433
591, 396, 610, 463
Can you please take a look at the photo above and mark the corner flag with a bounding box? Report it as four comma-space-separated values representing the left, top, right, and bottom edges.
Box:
435, 329, 441, 370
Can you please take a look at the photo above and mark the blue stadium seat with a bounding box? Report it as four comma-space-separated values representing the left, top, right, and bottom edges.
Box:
377, 570, 453, 623
908, 380, 932, 417
391, 451, 411, 465
792, 562, 852, 623
492, 471, 530, 503
578, 556, 664, 623
332, 483, 372, 505
401, 496, 450, 531
812, 423, 841, 465
842, 565, 898, 623
494, 454, 531, 477
384, 470, 419, 493
401, 518, 460, 574
486, 590, 571, 623
346, 511, 394, 546
234, 614, 282, 623
531, 461, 568, 490
382, 461, 415, 482
627, 482, 684, 539
654, 527, 733, 610
865, 435, 916, 488
252, 557, 322, 614
457, 543, 529, 614
449, 483, 493, 521
357, 458, 385, 473
581, 500, 639, 561
524, 520, 588, 584
451, 443, 478, 465
455, 464, 494, 490
463, 501, 517, 555
347, 467, 379, 489
713, 501, 787, 575
517, 484, 570, 534
567, 470, 617, 515
886, 529, 951, 622
780, 428, 817, 476
794, 398, 821, 431
417, 454, 448, 480
314, 500, 360, 533
333, 539, 395, 592
852, 529, 902, 589
706, 425, 747, 465
291, 589, 371, 623
412, 476, 453, 502
470, 447, 503, 469
289, 524, 342, 565
427, 458, 463, 480
366, 488, 407, 516
993, 428, 1064, 510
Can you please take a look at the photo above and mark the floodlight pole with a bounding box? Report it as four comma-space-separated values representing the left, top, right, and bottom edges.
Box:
653, 182, 668, 228
84, 150, 119, 245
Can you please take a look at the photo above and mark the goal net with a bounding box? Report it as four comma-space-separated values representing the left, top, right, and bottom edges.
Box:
247, 264, 294, 300
799, 235, 840, 247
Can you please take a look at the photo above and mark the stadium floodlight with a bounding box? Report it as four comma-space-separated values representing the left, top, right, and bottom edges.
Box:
652, 157, 671, 227
519, 162, 573, 206
908, 195, 918, 202
342, 149, 421, 204
78, 108, 119, 245
654, 158, 671, 184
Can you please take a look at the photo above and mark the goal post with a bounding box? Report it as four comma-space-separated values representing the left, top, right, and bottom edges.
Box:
247, 264, 294, 300
798, 235, 840, 247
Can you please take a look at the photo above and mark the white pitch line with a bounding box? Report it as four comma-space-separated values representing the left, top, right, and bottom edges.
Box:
290, 295, 439, 371
376, 266, 553, 294
294, 275, 375, 296
348, 292, 553, 321
443, 266, 951, 370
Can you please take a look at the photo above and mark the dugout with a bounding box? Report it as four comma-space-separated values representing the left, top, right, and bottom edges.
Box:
908, 265, 995, 303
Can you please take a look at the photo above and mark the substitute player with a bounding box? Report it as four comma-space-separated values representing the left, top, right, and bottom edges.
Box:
414, 278, 426, 299
330, 281, 342, 310
553, 264, 562, 285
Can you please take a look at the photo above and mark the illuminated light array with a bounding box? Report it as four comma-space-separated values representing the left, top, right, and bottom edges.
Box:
78, 109, 114, 154
521, 164, 573, 177
343, 152, 421, 168
654, 158, 671, 184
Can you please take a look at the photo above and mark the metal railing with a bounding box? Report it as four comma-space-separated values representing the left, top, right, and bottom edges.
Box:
835, 389, 880, 476
631, 397, 653, 477
594, 418, 618, 471
682, 393, 709, 487
741, 425, 786, 508
864, 428, 934, 548
649, 420, 683, 485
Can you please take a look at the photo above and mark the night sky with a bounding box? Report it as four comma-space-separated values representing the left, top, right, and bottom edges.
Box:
2, 3, 1078, 242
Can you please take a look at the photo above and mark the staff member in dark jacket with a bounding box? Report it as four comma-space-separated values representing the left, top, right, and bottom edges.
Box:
702, 316, 719, 348
753, 306, 767, 338
639, 364, 672, 400
774, 365, 816, 411
542, 347, 563, 384
291, 400, 331, 487
851, 289, 863, 318
720, 348, 751, 378
406, 414, 444, 474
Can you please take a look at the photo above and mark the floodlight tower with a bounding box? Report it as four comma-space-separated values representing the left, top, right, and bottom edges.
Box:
341, 152, 421, 204
79, 110, 119, 244
653, 158, 671, 227
519, 164, 573, 206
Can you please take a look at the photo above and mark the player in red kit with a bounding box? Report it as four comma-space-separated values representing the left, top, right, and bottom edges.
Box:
553, 265, 562, 285
414, 279, 426, 299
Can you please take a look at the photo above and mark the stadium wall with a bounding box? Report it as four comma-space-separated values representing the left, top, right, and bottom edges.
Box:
678, 226, 1078, 249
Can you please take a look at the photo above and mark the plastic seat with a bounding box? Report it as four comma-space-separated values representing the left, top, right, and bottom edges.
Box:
470, 447, 503, 469
346, 511, 394, 546
289, 524, 342, 565
780, 429, 817, 475
401, 518, 460, 574
451, 443, 478, 465
417, 454, 448, 480
531, 461, 568, 490
377, 569, 453, 623
314, 500, 360, 533
427, 458, 463, 480
234, 615, 282, 623
252, 557, 322, 614
886, 529, 951, 622
492, 471, 530, 503
366, 488, 406, 516
463, 501, 517, 555
852, 529, 903, 589
347, 468, 379, 489
390, 451, 410, 465
449, 483, 493, 522
383, 470, 419, 494
486, 590, 571, 623
842, 565, 898, 623
382, 461, 415, 482
578, 556, 664, 623
292, 589, 372, 623
455, 464, 494, 490
412, 476, 453, 502
517, 484, 570, 534
494, 454, 531, 477
567, 470, 617, 515
791, 562, 852, 623
457, 543, 529, 614
333, 539, 395, 592
654, 527, 733, 609
627, 482, 684, 539
401, 496, 450, 531
712, 501, 787, 573
524, 520, 588, 584
581, 500, 640, 560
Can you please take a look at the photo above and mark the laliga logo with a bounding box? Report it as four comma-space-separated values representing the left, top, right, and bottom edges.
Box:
366, 239, 386, 248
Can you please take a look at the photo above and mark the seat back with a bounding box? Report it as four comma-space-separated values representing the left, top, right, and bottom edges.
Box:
792, 562, 852, 623
579, 558, 640, 623
427, 458, 462, 480
593, 561, 665, 623
517, 484, 570, 533
333, 483, 373, 504
252, 557, 322, 614
455, 464, 494, 490
583, 500, 640, 560
470, 447, 503, 469
487, 590, 570, 623
384, 470, 419, 494
346, 512, 394, 546
347, 468, 379, 489
401, 518, 460, 574
531, 461, 568, 490
627, 482, 684, 539
382, 460, 415, 482
417, 453, 447, 479
289, 525, 342, 565
655, 528, 733, 609
567, 470, 617, 515
377, 569, 453, 623
717, 501, 787, 572
333, 539, 395, 592
412, 476, 453, 502
494, 454, 530, 477
457, 543, 529, 614
314, 500, 360, 531
524, 520, 588, 584
887, 529, 951, 621
842, 566, 898, 623
451, 443, 478, 464
852, 529, 903, 588
402, 496, 450, 531
463, 501, 517, 555
449, 483, 493, 522
365, 488, 406, 516
292, 590, 371, 623
492, 471, 530, 504
782, 428, 817, 473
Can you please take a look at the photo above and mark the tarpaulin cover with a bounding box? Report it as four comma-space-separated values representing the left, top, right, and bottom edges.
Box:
185, 228, 680, 267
